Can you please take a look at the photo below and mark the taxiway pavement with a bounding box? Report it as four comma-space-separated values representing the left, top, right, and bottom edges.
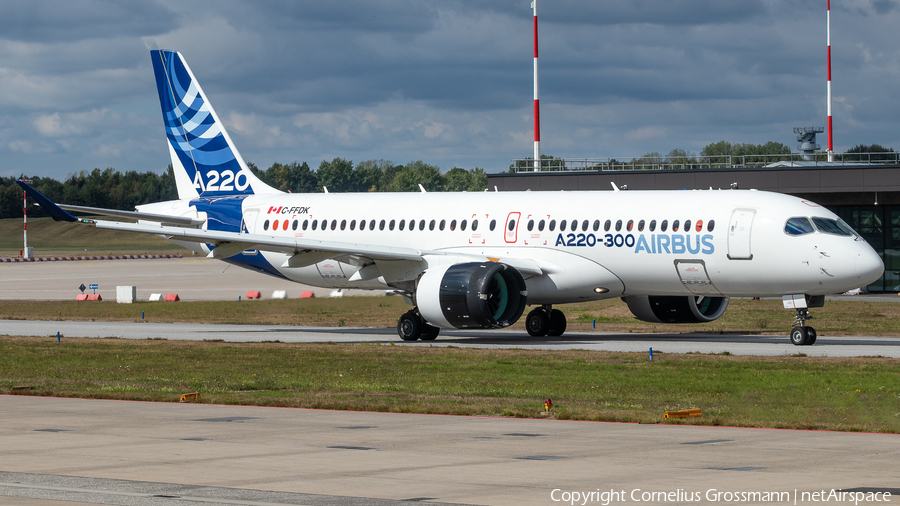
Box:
2, 319, 899, 357
1, 396, 898, 506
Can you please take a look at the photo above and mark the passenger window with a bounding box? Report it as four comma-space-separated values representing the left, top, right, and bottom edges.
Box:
331, 220, 337, 230
626, 220, 634, 232
283, 220, 289, 231
604, 220, 611, 232
340, 219, 347, 231
785, 217, 815, 235
581, 220, 588, 232
508, 219, 516, 231
264, 220, 270, 231
549, 219, 556, 231
302, 219, 308, 231
707, 220, 715, 232
812, 217, 853, 236
429, 219, 436, 231
439, 219, 445, 231
637, 220, 645, 232
672, 220, 680, 232
368, 219, 375, 230
660, 220, 668, 232
560, 219, 567, 231
695, 220, 703, 232
350, 219, 356, 231
472, 220, 478, 231
489, 219, 496, 231
615, 220, 622, 232
593, 220, 600, 232
292, 220, 298, 231
399, 219, 405, 231
419, 220, 426, 231
379, 219, 386, 231
389, 219, 395, 231
539, 220, 545, 231
461, 219, 468, 231
649, 220, 656, 232
273, 220, 279, 231
450, 219, 457, 231
311, 219, 317, 230
684, 220, 691, 232
527, 219, 534, 231
570, 220, 577, 232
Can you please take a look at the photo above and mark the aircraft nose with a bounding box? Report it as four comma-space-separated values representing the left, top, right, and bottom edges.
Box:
855, 243, 885, 286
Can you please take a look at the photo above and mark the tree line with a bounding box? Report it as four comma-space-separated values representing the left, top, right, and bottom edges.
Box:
0, 159, 488, 219
511, 142, 896, 171
3, 143, 893, 220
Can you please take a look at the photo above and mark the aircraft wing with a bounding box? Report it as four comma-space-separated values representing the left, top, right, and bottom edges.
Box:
93, 219, 425, 262
58, 204, 204, 227
17, 180, 542, 274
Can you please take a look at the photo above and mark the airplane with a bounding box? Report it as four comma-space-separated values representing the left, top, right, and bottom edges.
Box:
18, 50, 884, 346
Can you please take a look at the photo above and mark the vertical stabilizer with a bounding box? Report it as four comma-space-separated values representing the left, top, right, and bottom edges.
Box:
151, 50, 280, 199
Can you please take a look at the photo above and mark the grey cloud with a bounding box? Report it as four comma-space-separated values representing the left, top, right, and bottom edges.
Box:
0, 1, 178, 43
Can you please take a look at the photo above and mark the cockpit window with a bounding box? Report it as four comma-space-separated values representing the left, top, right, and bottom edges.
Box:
784, 217, 814, 236
812, 217, 854, 236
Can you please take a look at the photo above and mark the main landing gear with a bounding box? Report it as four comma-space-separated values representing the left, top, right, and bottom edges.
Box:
789, 308, 817, 346
397, 309, 440, 341
525, 305, 567, 337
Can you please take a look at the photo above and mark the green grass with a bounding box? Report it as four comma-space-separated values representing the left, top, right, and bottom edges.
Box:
2, 336, 898, 432
0, 217, 179, 254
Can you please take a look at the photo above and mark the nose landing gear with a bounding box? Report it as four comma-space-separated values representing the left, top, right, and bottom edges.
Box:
784, 294, 822, 346
789, 309, 817, 346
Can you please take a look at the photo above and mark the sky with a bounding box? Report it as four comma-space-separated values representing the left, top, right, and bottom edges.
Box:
1, 0, 899, 180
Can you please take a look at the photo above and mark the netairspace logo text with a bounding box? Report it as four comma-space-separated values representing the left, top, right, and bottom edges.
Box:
550, 488, 891, 505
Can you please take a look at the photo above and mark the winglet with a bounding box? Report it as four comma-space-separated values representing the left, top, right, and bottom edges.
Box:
16, 181, 80, 222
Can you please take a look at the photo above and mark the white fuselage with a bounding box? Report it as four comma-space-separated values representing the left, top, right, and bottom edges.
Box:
144, 189, 883, 305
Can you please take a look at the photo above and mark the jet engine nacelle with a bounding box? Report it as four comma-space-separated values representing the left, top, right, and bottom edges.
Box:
625, 295, 729, 324
417, 262, 528, 329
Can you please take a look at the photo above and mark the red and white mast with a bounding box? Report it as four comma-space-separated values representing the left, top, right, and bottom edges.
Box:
826, 0, 834, 162
532, 0, 540, 171
21, 177, 29, 258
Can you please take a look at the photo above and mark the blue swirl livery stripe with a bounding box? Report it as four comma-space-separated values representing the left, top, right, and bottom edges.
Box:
151, 50, 254, 196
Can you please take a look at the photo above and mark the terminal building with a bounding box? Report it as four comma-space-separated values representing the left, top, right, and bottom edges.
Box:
488, 157, 900, 293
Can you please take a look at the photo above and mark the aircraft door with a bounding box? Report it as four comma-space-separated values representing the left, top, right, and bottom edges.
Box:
505, 212, 521, 243
675, 259, 721, 294
316, 260, 347, 279
727, 209, 755, 260
241, 208, 259, 234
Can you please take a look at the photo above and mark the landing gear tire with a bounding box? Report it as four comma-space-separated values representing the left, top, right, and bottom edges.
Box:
547, 309, 567, 337
420, 324, 440, 341
398, 310, 423, 341
805, 327, 817, 345
790, 327, 807, 346
525, 308, 550, 337
790, 326, 818, 346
